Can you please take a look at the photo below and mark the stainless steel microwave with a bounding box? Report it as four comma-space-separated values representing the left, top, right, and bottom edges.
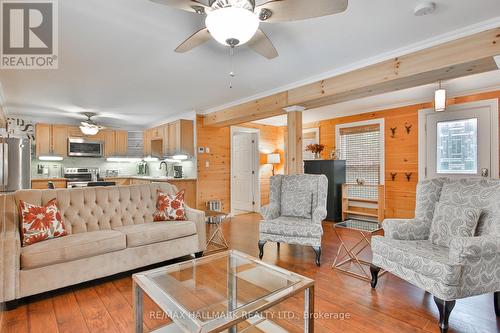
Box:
68, 138, 103, 157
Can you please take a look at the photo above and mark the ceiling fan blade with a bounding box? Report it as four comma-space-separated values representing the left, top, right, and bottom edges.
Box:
150, 0, 209, 14
256, 0, 348, 22
175, 28, 211, 53
247, 29, 278, 59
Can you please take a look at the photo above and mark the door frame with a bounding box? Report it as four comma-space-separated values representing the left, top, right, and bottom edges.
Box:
418, 99, 499, 181
230, 126, 261, 216
335, 118, 386, 184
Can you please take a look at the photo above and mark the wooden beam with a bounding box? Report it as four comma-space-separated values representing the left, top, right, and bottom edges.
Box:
203, 28, 500, 127
203, 92, 288, 127
289, 28, 500, 108
286, 111, 303, 175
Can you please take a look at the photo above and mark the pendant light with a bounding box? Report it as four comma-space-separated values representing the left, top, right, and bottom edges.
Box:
435, 81, 446, 112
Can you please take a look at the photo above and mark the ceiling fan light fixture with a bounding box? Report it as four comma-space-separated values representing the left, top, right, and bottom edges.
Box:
205, 7, 259, 46
80, 125, 99, 136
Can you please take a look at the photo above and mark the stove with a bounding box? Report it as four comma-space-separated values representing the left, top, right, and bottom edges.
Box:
64, 168, 100, 188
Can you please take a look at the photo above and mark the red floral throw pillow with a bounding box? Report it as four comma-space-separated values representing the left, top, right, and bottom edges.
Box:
19, 199, 68, 246
153, 190, 186, 221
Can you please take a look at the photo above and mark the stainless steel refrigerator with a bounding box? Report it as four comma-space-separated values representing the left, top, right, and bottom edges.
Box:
0, 137, 31, 193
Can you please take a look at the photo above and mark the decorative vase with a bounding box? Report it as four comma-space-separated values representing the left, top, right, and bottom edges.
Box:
314, 152, 321, 159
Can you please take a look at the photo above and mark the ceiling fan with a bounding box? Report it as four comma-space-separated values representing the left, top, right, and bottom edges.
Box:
151, 0, 349, 59
79, 112, 106, 135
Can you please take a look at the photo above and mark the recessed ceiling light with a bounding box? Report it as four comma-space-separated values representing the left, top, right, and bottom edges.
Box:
414, 1, 436, 16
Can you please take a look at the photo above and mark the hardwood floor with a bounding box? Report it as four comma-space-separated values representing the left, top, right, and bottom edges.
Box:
1, 213, 498, 333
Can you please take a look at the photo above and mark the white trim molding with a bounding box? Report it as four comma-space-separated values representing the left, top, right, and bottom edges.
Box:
418, 99, 499, 181
283, 105, 306, 113
335, 119, 386, 184
230, 126, 261, 217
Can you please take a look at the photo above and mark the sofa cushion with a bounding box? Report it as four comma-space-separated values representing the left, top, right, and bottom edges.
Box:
371, 236, 463, 286
153, 190, 186, 221
19, 199, 68, 246
113, 221, 197, 248
414, 178, 447, 222
259, 216, 323, 239
429, 202, 481, 248
20, 230, 126, 269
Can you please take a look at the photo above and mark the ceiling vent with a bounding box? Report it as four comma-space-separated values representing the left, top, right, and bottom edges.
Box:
414, 1, 436, 16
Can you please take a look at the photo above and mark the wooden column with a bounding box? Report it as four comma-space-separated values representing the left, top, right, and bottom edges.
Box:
286, 110, 303, 175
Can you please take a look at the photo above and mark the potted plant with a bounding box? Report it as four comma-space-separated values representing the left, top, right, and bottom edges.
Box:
305, 144, 325, 159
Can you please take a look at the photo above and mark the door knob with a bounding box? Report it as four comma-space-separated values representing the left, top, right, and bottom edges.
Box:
481, 168, 489, 178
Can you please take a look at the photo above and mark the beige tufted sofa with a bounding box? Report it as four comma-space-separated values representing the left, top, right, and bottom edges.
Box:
0, 183, 206, 304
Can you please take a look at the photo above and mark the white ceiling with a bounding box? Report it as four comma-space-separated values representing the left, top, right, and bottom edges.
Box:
252, 69, 500, 126
1, 0, 500, 129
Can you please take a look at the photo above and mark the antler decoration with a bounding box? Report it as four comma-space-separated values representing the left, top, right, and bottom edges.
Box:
405, 172, 412, 182
391, 172, 397, 181
390, 127, 397, 138
405, 123, 412, 134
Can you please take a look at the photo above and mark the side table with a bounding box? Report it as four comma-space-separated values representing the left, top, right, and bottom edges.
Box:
332, 219, 386, 281
204, 210, 229, 254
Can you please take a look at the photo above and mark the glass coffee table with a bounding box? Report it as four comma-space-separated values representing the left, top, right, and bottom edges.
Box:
133, 250, 315, 333
332, 219, 386, 281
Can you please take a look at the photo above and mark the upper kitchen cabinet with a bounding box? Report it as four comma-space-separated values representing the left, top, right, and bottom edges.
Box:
143, 128, 152, 156
168, 120, 194, 156
95, 130, 128, 157
115, 130, 128, 156
35, 124, 68, 157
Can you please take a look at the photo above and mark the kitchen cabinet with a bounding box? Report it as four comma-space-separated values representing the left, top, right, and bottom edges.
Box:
167, 119, 194, 156
102, 130, 115, 157
115, 131, 128, 156
143, 129, 152, 156
35, 124, 68, 157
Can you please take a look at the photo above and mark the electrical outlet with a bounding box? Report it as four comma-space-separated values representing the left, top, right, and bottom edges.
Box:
205, 160, 210, 168
198, 147, 205, 153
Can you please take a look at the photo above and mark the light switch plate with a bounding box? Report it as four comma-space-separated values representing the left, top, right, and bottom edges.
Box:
205, 147, 210, 153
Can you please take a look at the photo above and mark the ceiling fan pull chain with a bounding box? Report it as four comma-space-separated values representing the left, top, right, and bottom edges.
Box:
229, 45, 236, 89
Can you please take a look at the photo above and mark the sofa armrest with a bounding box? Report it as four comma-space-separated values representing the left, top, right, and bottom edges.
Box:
312, 207, 327, 225
261, 204, 280, 221
449, 235, 500, 266
382, 218, 431, 240
0, 230, 20, 303
185, 207, 206, 252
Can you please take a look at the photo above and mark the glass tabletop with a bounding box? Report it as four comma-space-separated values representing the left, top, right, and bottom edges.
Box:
335, 219, 382, 232
133, 250, 314, 333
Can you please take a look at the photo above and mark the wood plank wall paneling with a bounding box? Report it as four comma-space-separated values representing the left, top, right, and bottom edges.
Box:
304, 90, 500, 218
196, 116, 284, 212
197, 90, 500, 218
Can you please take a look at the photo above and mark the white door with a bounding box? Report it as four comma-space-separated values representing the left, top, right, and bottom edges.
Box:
232, 133, 256, 212
419, 99, 499, 180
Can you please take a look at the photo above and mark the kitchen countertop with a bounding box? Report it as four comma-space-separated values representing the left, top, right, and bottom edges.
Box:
32, 176, 197, 182
104, 176, 197, 181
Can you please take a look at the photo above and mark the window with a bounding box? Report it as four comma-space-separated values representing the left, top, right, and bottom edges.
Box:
436, 118, 477, 174
338, 122, 383, 199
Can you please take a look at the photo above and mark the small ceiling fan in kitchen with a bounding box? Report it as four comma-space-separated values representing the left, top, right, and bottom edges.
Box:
151, 0, 349, 59
79, 112, 106, 136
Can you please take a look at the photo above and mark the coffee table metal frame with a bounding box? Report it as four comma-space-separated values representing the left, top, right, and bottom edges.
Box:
133, 250, 315, 333
332, 219, 387, 281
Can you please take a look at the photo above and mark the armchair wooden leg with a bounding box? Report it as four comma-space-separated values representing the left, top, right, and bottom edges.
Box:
370, 264, 381, 289
4, 299, 18, 311
495, 292, 499, 317
434, 296, 455, 333
312, 246, 321, 266
258, 241, 266, 259
277, 242, 280, 249
194, 251, 203, 258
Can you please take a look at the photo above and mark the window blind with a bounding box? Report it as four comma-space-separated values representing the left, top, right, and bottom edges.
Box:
339, 124, 381, 199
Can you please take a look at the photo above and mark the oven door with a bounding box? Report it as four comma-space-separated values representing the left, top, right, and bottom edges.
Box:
68, 138, 103, 157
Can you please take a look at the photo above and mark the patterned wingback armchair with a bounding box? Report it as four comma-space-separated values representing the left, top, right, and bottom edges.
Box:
258, 174, 328, 266
370, 178, 500, 333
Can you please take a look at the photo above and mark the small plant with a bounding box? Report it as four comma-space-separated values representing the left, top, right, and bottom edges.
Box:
305, 144, 325, 154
